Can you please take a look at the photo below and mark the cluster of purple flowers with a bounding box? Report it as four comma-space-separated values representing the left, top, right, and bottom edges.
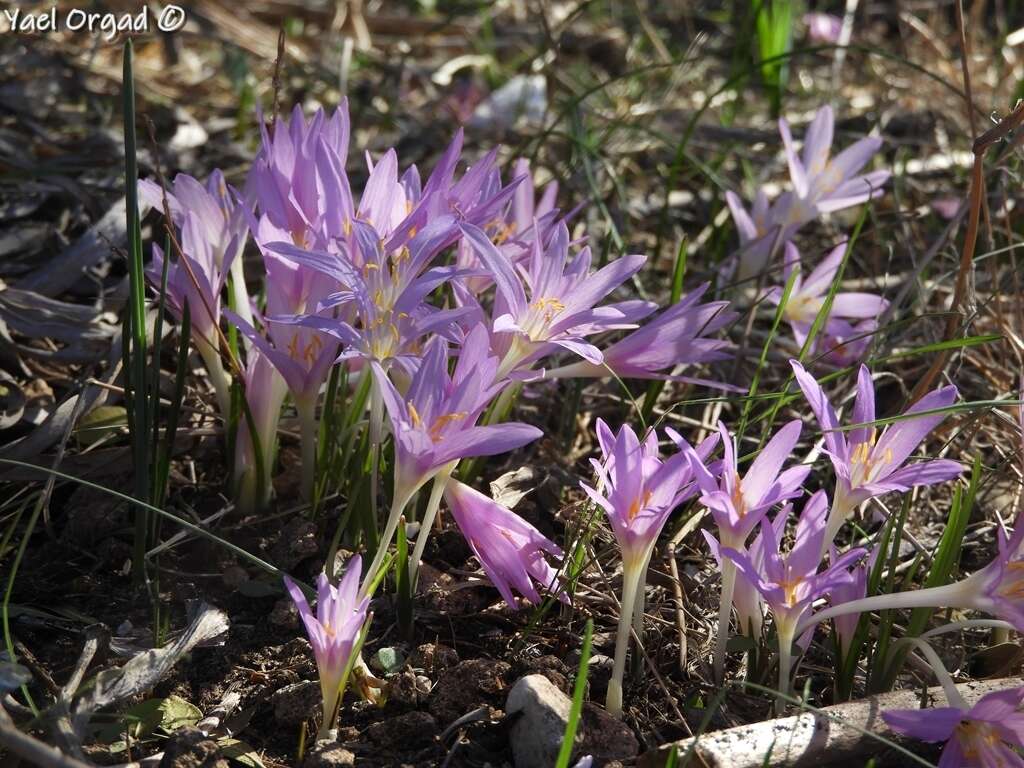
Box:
145, 99, 1024, 749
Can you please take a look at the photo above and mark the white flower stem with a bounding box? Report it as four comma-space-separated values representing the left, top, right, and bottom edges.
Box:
408, 465, 455, 588
630, 558, 650, 679
776, 622, 796, 714
892, 637, 966, 709
821, 485, 857, 559
607, 565, 643, 718
795, 579, 975, 638
361, 490, 411, 597
196, 342, 233, 421
714, 558, 738, 682
227, 255, 254, 354
297, 396, 318, 502
921, 619, 1014, 640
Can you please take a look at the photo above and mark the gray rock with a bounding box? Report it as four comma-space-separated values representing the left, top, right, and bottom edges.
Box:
273, 679, 320, 725
506, 674, 640, 768
159, 727, 227, 768
304, 740, 356, 767
506, 674, 573, 768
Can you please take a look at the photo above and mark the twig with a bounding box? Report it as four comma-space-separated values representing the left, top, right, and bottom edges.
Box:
0, 702, 95, 768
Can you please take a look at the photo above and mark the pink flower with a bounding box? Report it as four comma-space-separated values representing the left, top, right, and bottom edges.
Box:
884, 687, 1024, 767
443, 478, 564, 606
804, 13, 843, 45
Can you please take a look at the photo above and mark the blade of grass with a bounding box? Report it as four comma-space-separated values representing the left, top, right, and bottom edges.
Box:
555, 618, 593, 768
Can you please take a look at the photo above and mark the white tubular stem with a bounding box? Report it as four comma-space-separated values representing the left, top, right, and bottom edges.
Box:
794, 580, 972, 639
714, 558, 738, 682
893, 637, 966, 709
921, 619, 1015, 640
197, 342, 233, 421
821, 488, 857, 559
228, 256, 254, 353
360, 489, 413, 597
607, 566, 643, 718
408, 466, 454, 587
776, 623, 796, 714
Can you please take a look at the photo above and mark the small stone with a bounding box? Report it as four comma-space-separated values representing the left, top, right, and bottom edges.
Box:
270, 597, 300, 628
506, 675, 572, 768
366, 710, 437, 748
304, 742, 356, 768
388, 670, 432, 706
410, 642, 459, 673
159, 726, 227, 768
272, 680, 320, 726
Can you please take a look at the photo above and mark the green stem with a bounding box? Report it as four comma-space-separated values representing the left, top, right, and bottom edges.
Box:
360, 488, 414, 597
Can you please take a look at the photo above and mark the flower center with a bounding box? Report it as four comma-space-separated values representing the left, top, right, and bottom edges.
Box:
848, 429, 892, 486
627, 490, 653, 522
997, 561, 1024, 601
956, 719, 1003, 761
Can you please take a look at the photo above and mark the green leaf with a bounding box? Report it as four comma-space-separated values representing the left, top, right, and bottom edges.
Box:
555, 618, 592, 768
158, 695, 203, 733
76, 406, 128, 448
219, 738, 267, 768
374, 647, 406, 675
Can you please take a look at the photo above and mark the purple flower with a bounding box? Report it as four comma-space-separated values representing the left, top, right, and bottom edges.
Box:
687, 419, 810, 680
779, 106, 890, 224
234, 348, 289, 513
817, 317, 878, 367
723, 491, 867, 695
725, 189, 799, 280
459, 220, 650, 378
544, 283, 737, 383
374, 326, 542, 510
767, 242, 888, 351
883, 687, 1024, 768
284, 556, 370, 737
690, 420, 811, 550
581, 419, 717, 715
804, 13, 843, 45
828, 545, 870, 655
790, 360, 962, 547
443, 478, 564, 607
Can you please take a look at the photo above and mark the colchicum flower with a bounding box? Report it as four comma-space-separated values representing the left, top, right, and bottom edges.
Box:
581, 419, 717, 717
767, 241, 888, 352
722, 490, 866, 700
791, 360, 961, 549
687, 420, 810, 680
443, 478, 564, 607
460, 220, 650, 379
544, 283, 737, 384
798, 518, 1024, 637
364, 327, 542, 592
284, 556, 370, 739
883, 686, 1024, 768
779, 105, 890, 226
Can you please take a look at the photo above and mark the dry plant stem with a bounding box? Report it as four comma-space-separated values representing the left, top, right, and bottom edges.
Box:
0, 704, 94, 768
408, 464, 455, 586
713, 557, 738, 683
607, 564, 644, 718
296, 396, 318, 502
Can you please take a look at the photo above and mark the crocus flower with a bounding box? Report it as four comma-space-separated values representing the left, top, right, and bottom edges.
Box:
725, 189, 799, 280
147, 211, 235, 418
443, 478, 564, 607
767, 242, 888, 350
790, 360, 962, 549
234, 348, 289, 514
283, 556, 370, 739
799, 518, 1024, 637
140, 170, 253, 332
581, 420, 718, 717
804, 13, 843, 44
828, 545, 869, 657
818, 317, 878, 367
883, 686, 1024, 768
723, 491, 866, 699
543, 283, 737, 383
687, 420, 811, 680
779, 105, 890, 226
363, 327, 543, 592
460, 220, 650, 379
